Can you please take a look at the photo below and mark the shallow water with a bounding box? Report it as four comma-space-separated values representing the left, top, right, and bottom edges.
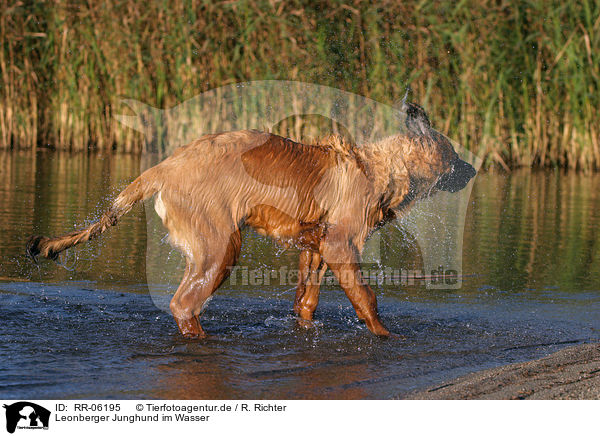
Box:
1, 150, 599, 399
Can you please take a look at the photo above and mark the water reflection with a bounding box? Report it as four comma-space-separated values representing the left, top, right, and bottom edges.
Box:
0, 151, 599, 399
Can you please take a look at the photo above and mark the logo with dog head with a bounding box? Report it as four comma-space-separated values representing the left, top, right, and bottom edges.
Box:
3, 402, 50, 434
115, 81, 481, 316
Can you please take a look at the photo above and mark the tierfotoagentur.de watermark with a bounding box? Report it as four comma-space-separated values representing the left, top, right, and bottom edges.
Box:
227, 265, 464, 288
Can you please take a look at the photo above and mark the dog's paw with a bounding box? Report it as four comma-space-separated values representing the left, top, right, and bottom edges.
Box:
296, 317, 316, 329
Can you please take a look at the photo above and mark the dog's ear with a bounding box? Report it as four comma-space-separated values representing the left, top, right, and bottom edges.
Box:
394, 88, 432, 136
404, 102, 431, 136
401, 88, 410, 111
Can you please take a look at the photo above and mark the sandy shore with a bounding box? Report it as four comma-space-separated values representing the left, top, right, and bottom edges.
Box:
402, 343, 600, 400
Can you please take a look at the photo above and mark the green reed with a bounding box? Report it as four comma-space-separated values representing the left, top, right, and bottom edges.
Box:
1, 0, 599, 169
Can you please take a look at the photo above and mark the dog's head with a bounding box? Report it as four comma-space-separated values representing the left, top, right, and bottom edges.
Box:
399, 101, 476, 194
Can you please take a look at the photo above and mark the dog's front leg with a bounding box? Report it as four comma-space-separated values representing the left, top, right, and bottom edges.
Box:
320, 236, 389, 337
294, 250, 326, 322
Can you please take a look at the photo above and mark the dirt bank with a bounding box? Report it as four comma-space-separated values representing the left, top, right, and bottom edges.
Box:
402, 343, 600, 400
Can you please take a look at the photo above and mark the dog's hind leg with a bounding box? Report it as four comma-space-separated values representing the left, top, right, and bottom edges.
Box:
169, 229, 242, 338
294, 250, 326, 322
320, 237, 389, 337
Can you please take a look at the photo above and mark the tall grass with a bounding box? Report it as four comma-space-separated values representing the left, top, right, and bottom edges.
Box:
1, 0, 599, 169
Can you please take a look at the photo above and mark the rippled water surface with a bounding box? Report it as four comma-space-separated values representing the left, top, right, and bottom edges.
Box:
1, 151, 599, 399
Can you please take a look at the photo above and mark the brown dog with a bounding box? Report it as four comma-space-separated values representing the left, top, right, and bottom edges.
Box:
27, 102, 475, 338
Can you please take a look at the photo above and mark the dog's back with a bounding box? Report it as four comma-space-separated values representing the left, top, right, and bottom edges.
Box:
153, 130, 372, 232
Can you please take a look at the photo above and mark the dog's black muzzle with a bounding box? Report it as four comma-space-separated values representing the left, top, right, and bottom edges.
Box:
435, 159, 476, 193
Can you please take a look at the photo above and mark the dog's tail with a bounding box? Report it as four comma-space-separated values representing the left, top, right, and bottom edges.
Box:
26, 170, 160, 262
